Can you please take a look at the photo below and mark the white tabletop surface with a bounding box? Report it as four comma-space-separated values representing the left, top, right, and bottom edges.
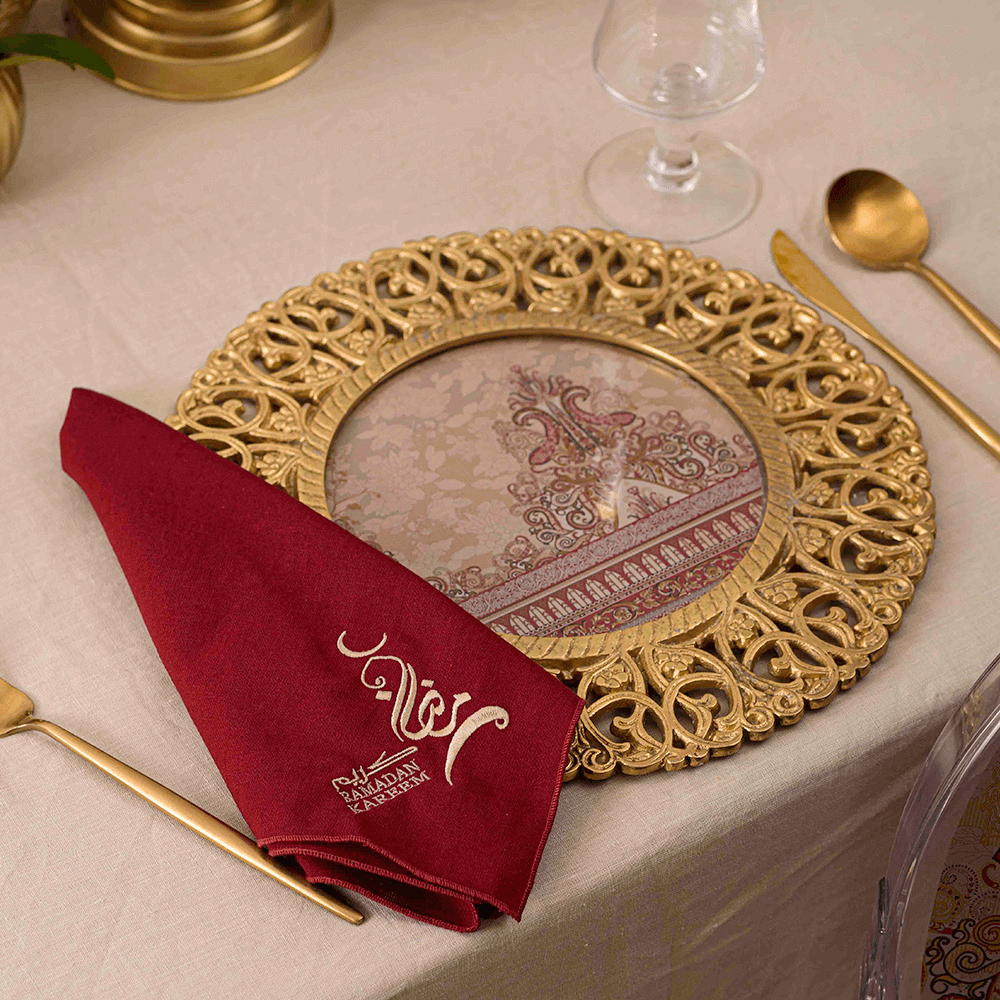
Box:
3, 1, 1000, 997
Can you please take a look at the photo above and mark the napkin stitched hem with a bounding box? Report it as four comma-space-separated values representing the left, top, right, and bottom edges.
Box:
258, 697, 583, 922
278, 845, 480, 930
260, 836, 492, 904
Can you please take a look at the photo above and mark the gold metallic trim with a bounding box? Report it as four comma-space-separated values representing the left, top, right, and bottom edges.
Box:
64, 0, 332, 101
168, 227, 936, 779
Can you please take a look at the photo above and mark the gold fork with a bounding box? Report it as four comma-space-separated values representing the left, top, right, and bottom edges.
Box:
0, 675, 363, 925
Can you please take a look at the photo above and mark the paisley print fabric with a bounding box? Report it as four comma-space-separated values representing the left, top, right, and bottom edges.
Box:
327, 337, 763, 636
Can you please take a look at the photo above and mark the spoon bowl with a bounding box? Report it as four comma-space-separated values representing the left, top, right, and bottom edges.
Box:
824, 168, 1000, 355
0, 675, 33, 735
825, 169, 929, 268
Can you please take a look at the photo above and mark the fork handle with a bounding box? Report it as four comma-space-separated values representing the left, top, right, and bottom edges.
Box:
19, 719, 363, 925
906, 260, 1000, 357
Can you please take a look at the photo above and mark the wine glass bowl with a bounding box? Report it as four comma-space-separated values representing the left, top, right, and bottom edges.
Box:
586, 0, 765, 243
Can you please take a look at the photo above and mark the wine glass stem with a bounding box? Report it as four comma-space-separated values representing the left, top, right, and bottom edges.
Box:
647, 123, 699, 194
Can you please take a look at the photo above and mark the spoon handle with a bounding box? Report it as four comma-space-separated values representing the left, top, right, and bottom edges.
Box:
12, 718, 364, 925
906, 260, 1000, 357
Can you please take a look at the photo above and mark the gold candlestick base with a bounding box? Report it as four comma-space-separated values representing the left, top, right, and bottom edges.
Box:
64, 0, 332, 101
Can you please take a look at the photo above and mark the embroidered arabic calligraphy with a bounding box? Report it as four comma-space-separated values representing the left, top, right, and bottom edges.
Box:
332, 745, 418, 790
332, 747, 429, 814
336, 631, 510, 785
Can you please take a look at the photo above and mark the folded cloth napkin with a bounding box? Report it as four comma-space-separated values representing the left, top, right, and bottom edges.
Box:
60, 388, 583, 931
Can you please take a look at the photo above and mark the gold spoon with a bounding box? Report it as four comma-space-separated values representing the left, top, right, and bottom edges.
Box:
825, 169, 1000, 356
0, 674, 363, 925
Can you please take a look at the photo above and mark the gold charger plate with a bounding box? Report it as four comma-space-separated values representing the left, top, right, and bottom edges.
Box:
168, 227, 935, 780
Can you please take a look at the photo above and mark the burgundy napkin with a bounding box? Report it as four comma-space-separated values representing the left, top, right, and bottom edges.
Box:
60, 388, 583, 931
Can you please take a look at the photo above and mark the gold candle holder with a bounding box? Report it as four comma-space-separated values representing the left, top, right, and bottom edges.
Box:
64, 0, 332, 101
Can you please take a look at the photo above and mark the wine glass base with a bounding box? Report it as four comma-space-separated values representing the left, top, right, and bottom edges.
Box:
585, 128, 760, 243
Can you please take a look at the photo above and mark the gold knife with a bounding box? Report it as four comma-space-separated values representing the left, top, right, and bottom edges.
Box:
771, 230, 1000, 462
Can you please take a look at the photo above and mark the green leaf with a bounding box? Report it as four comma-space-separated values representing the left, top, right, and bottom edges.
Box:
0, 34, 114, 80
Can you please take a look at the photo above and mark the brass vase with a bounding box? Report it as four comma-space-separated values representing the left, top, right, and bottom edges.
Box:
0, 65, 24, 182
0, 0, 36, 35
0, 0, 34, 182
65, 0, 333, 101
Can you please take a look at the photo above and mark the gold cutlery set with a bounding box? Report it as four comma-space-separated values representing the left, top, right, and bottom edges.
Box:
772, 169, 1000, 462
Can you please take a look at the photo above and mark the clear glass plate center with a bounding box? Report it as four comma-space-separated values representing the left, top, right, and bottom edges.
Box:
326, 336, 764, 637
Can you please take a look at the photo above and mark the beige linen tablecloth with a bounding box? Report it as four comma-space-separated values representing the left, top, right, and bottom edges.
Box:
3, 1, 999, 997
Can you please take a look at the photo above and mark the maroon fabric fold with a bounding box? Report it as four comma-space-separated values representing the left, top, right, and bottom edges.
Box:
60, 388, 583, 931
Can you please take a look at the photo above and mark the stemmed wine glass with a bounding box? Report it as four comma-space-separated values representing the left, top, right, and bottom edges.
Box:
586, 0, 765, 243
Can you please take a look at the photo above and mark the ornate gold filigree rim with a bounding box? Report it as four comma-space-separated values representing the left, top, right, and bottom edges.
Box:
167, 226, 936, 780
298, 311, 795, 658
